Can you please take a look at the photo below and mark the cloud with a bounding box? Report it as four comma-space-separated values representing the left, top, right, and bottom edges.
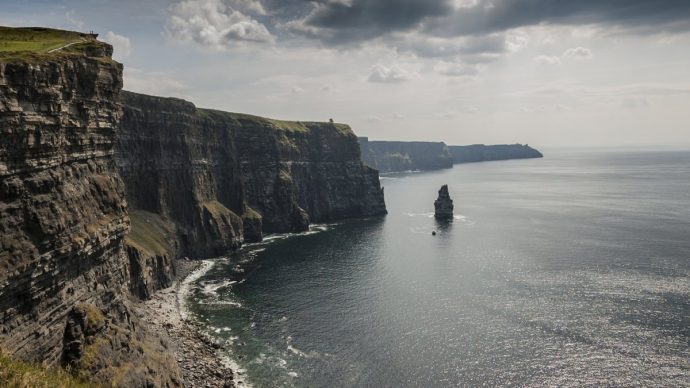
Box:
230, 0, 267, 15
367, 64, 418, 83
620, 96, 652, 109
65, 10, 84, 29
123, 68, 190, 97
288, 0, 452, 44
166, 0, 274, 49
434, 61, 479, 76
104, 31, 131, 60
427, 0, 690, 37
562, 46, 593, 60
534, 55, 561, 65
278, 0, 690, 48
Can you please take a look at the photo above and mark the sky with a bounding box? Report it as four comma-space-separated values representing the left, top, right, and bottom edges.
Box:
2, 0, 690, 147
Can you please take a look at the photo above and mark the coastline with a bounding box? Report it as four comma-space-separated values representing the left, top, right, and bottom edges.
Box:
139, 258, 247, 387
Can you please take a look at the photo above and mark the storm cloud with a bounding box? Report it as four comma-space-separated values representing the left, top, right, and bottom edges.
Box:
274, 0, 690, 44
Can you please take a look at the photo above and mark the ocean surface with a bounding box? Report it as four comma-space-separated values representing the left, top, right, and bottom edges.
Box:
187, 149, 690, 387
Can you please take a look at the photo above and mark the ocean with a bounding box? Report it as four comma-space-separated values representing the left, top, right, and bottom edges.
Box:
187, 149, 690, 387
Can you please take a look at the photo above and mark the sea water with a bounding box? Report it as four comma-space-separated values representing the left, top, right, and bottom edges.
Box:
188, 149, 690, 387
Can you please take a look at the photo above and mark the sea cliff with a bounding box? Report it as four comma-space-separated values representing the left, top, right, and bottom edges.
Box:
0, 30, 181, 386
358, 138, 543, 173
0, 26, 386, 386
117, 92, 387, 258
448, 144, 543, 164
358, 137, 454, 172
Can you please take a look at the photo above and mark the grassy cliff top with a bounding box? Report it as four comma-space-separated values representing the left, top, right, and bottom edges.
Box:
199, 108, 353, 136
0, 26, 110, 62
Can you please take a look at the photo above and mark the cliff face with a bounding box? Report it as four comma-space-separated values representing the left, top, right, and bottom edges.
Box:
116, 92, 248, 259
358, 137, 453, 172
0, 36, 180, 386
117, 92, 387, 257
448, 144, 543, 164
1, 26, 387, 386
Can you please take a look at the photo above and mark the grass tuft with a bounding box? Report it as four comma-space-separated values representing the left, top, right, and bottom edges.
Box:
0, 351, 96, 388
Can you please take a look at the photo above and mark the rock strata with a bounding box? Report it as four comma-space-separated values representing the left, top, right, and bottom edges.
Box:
118, 92, 387, 250
434, 185, 454, 220
1, 26, 388, 386
0, 35, 182, 386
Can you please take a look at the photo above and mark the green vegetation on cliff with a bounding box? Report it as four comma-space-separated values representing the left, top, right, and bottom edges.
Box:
126, 211, 175, 257
0, 352, 95, 388
0, 26, 111, 62
198, 108, 353, 136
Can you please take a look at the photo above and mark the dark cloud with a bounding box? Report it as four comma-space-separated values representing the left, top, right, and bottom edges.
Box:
276, 0, 690, 43
427, 0, 690, 37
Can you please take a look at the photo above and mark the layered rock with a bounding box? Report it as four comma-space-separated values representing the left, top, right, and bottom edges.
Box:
116, 92, 250, 259
118, 92, 387, 250
448, 144, 543, 164
434, 185, 454, 220
0, 34, 180, 386
358, 138, 454, 172
1, 26, 388, 386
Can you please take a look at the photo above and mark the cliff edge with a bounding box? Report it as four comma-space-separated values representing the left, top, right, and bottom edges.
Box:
118, 92, 387, 258
0, 27, 181, 386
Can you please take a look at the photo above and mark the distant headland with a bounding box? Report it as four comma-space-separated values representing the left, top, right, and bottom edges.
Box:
358, 138, 543, 173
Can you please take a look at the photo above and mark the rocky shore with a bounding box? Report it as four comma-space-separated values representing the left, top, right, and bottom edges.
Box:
139, 259, 245, 388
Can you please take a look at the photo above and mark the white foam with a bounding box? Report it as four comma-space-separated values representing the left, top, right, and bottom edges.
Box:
200, 279, 237, 296
178, 260, 215, 320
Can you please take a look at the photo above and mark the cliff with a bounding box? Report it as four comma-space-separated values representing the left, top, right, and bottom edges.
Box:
0, 28, 179, 386
448, 144, 543, 164
118, 92, 387, 257
358, 137, 453, 172
0, 26, 387, 386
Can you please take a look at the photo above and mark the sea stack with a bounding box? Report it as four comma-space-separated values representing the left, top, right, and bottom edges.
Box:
434, 185, 454, 219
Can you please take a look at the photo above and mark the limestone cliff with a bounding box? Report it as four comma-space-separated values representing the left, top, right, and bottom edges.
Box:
448, 144, 543, 164
0, 29, 180, 386
0, 26, 387, 386
358, 137, 454, 172
118, 92, 387, 254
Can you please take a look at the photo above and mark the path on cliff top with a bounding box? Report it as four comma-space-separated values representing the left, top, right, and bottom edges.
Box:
47, 38, 85, 53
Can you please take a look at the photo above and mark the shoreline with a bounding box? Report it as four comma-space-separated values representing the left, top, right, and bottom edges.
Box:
141, 258, 247, 387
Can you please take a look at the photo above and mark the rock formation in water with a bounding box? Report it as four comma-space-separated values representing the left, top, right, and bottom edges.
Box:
0, 26, 387, 386
434, 185, 454, 219
358, 137, 454, 172
448, 144, 543, 164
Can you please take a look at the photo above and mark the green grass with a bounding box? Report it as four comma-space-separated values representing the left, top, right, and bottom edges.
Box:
0, 27, 86, 53
198, 108, 354, 135
0, 352, 96, 388
0, 26, 109, 63
126, 211, 174, 257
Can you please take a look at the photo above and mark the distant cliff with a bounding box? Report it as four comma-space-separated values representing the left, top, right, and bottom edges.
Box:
117, 92, 387, 259
448, 144, 543, 164
358, 137, 453, 172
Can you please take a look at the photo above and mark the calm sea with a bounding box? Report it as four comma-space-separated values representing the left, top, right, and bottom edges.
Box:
188, 149, 690, 387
